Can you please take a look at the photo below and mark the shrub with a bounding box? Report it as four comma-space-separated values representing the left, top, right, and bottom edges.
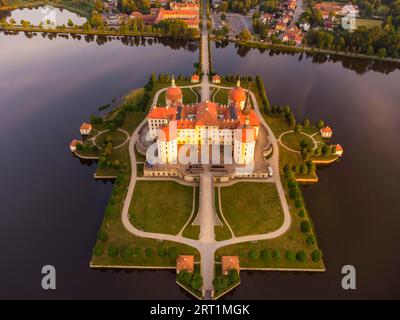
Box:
298, 209, 305, 218
311, 250, 322, 262
97, 229, 108, 242
294, 199, 303, 208
121, 246, 132, 258
289, 187, 301, 199
306, 235, 316, 245
158, 247, 168, 258
300, 220, 311, 233
93, 244, 104, 257
248, 249, 258, 260
190, 273, 203, 290
296, 250, 306, 262
287, 179, 297, 188
260, 249, 272, 261
168, 247, 177, 259
228, 269, 240, 283
145, 247, 153, 257
285, 250, 295, 262
133, 247, 141, 257
273, 250, 281, 261
108, 246, 119, 257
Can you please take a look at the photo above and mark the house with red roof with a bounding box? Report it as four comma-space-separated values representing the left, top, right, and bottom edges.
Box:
80, 122, 92, 135
191, 74, 200, 83
320, 126, 333, 138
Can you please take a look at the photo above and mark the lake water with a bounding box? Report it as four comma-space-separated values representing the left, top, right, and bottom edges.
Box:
4, 6, 87, 26
0, 32, 399, 299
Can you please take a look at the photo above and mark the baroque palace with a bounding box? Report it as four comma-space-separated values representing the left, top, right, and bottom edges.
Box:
147, 78, 260, 165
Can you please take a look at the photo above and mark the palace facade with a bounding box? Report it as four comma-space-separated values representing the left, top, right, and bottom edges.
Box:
147, 78, 260, 165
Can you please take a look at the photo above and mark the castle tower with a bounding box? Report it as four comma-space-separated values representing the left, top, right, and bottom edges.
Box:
165, 76, 183, 107
228, 79, 246, 110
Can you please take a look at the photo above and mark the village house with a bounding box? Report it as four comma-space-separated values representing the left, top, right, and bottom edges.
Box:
69, 139, 82, 152
212, 74, 221, 84
320, 126, 333, 138
191, 74, 200, 83
80, 123, 92, 135
176, 255, 194, 273
275, 21, 287, 32
334, 144, 344, 156
221, 256, 240, 275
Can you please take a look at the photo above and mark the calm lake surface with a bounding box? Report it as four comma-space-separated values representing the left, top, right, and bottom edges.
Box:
0, 32, 399, 299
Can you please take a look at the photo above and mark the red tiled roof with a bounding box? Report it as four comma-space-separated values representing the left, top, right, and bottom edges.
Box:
70, 139, 81, 147
158, 124, 177, 142
221, 256, 240, 274
80, 122, 92, 130
148, 106, 177, 119
321, 126, 332, 133
336, 144, 343, 151
176, 255, 194, 273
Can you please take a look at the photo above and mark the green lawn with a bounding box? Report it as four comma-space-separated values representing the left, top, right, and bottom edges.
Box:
280, 132, 314, 151
220, 183, 284, 237
130, 181, 193, 235
182, 88, 198, 105
214, 187, 233, 241
95, 130, 128, 149
213, 88, 230, 105
356, 18, 383, 29
182, 187, 200, 240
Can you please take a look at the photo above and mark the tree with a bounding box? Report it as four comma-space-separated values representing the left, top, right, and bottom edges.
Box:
67, 19, 74, 27
300, 164, 308, 175
239, 28, 252, 42
248, 249, 258, 260
108, 246, 119, 257
273, 249, 280, 261
289, 187, 301, 199
317, 119, 325, 129
285, 250, 295, 262
303, 118, 310, 128
295, 124, 302, 132
93, 244, 104, 257
300, 220, 311, 233
311, 250, 322, 262
298, 209, 305, 218
322, 145, 331, 156
121, 246, 133, 258
306, 235, 316, 245
260, 249, 272, 261
296, 250, 306, 262
97, 229, 108, 242
145, 247, 153, 257
228, 269, 240, 283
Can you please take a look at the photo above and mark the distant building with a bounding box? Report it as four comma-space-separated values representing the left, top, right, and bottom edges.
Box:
221, 256, 240, 275
80, 123, 92, 135
259, 13, 273, 24
69, 139, 81, 152
334, 144, 343, 156
324, 20, 334, 31
320, 126, 333, 138
314, 2, 344, 20
287, 0, 297, 10
176, 255, 194, 274
282, 26, 303, 46
275, 21, 287, 31
212, 74, 221, 84
191, 74, 200, 83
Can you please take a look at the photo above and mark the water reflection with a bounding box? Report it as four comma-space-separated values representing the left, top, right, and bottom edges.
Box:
215, 41, 400, 75
2, 31, 199, 51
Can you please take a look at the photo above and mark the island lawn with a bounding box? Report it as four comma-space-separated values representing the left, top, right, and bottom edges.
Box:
181, 187, 200, 240
129, 181, 194, 235
182, 88, 199, 104
220, 183, 284, 237
214, 187, 233, 241
212, 88, 230, 105
280, 132, 314, 151
95, 130, 128, 149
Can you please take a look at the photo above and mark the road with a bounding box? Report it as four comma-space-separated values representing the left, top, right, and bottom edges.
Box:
288, 0, 304, 29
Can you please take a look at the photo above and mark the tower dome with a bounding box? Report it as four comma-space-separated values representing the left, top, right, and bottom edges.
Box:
166, 76, 183, 106
229, 79, 246, 109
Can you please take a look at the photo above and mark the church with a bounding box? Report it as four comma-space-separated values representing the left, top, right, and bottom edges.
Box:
147, 78, 260, 165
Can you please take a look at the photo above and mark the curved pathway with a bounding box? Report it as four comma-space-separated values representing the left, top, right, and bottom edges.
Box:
278, 130, 318, 154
